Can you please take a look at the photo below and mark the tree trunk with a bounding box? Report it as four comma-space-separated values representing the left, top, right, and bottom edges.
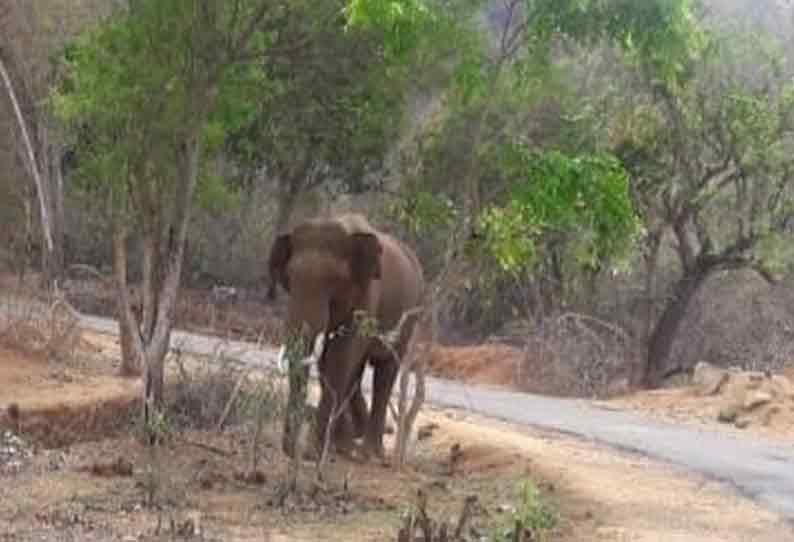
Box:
635, 232, 661, 387
141, 231, 161, 342
643, 262, 710, 387
113, 137, 200, 424
40, 166, 65, 289
49, 140, 66, 280
114, 226, 145, 377
274, 178, 298, 236
140, 134, 202, 423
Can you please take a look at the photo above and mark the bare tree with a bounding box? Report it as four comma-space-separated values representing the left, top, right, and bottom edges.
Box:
0, 2, 70, 286
616, 29, 794, 386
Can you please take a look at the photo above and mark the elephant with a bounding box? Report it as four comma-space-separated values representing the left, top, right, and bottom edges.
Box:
267, 213, 424, 461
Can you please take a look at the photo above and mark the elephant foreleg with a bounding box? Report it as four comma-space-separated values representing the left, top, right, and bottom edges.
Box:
348, 363, 369, 439
325, 375, 368, 454
315, 358, 358, 457
364, 360, 399, 460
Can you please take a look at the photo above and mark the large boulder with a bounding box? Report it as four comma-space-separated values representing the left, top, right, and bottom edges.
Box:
692, 362, 729, 396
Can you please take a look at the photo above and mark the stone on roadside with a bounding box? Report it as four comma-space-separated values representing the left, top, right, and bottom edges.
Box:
692, 362, 729, 396
744, 391, 774, 411
762, 405, 781, 426
734, 417, 751, 429
770, 375, 794, 399
731, 371, 765, 391
717, 405, 739, 423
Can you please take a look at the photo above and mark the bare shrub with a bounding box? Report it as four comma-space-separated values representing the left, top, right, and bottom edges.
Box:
508, 313, 638, 399
0, 282, 82, 363
392, 311, 429, 469
235, 371, 288, 478
163, 345, 253, 431
397, 490, 480, 542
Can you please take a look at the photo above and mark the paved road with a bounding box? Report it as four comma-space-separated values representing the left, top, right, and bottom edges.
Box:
7, 301, 794, 522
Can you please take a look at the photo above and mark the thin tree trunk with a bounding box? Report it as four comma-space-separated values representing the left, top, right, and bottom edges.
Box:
113, 225, 145, 377
274, 178, 298, 236
141, 133, 202, 419
636, 232, 661, 387
643, 263, 710, 387
39, 130, 65, 287
0, 54, 54, 257
141, 231, 160, 342
51, 140, 65, 275
17, 190, 33, 285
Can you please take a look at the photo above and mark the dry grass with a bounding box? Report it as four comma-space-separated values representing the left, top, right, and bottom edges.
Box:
0, 332, 561, 542
0, 278, 84, 365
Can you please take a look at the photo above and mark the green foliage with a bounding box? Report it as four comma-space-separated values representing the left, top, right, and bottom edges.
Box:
197, 172, 240, 214
345, 0, 435, 59
386, 0, 698, 244
52, 1, 266, 215
443, 0, 704, 105
480, 148, 640, 275
613, 23, 794, 277
493, 479, 557, 542
531, 0, 704, 82
385, 190, 457, 236
224, 0, 422, 194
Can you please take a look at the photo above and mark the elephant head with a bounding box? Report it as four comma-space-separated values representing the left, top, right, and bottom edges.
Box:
267, 220, 382, 457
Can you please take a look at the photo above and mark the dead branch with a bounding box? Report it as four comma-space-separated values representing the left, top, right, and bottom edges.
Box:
215, 368, 252, 431
176, 435, 232, 457
453, 495, 478, 539
397, 490, 478, 541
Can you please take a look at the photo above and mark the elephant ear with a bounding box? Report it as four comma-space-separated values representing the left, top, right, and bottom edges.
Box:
267, 233, 292, 300
350, 232, 382, 285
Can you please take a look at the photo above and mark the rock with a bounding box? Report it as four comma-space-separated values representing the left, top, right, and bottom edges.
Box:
770, 375, 794, 399
744, 391, 774, 411
693, 362, 729, 396
734, 418, 751, 429
732, 371, 765, 390
762, 406, 781, 426
718, 405, 739, 423
606, 377, 630, 397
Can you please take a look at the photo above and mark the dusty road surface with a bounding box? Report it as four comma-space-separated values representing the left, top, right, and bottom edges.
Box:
3, 300, 794, 539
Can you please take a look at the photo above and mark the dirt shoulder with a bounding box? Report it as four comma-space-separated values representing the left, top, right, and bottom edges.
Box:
428, 408, 791, 542
1, 329, 791, 541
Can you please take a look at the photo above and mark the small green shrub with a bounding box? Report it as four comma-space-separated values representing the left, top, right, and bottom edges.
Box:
493, 479, 557, 542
